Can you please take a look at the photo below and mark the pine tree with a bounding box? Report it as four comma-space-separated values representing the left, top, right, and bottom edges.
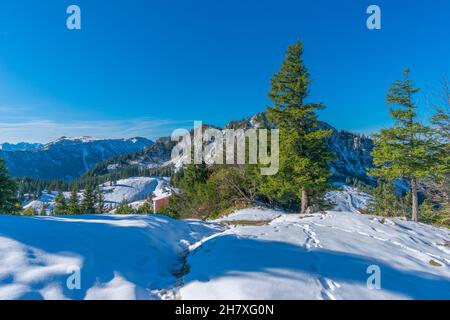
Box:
95, 186, 106, 213
430, 77, 450, 204
54, 192, 68, 215
136, 201, 153, 214
261, 41, 334, 213
67, 188, 80, 215
0, 157, 21, 214
369, 69, 439, 221
115, 200, 134, 214
81, 184, 96, 213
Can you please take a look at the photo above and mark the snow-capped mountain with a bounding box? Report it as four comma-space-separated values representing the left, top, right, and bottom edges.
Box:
0, 142, 43, 151
0, 136, 153, 181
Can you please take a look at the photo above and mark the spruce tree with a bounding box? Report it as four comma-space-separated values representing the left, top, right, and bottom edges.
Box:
369, 69, 439, 221
67, 188, 80, 215
0, 157, 20, 214
115, 200, 134, 214
54, 192, 68, 215
95, 186, 106, 213
261, 41, 333, 213
81, 184, 96, 213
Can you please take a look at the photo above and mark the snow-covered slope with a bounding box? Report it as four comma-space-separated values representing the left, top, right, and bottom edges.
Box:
325, 185, 373, 213
100, 177, 170, 206
22, 177, 170, 214
0, 209, 449, 300
178, 210, 450, 300
0, 214, 221, 300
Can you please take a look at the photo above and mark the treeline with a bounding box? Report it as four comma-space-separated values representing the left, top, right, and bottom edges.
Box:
16, 165, 173, 199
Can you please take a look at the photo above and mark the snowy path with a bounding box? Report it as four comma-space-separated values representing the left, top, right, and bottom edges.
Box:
178, 210, 450, 300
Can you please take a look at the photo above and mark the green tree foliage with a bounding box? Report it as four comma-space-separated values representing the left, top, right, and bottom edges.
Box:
95, 186, 106, 213
81, 184, 96, 213
0, 157, 21, 214
369, 69, 440, 221
67, 188, 80, 215
260, 41, 334, 213
53, 192, 68, 215
115, 200, 135, 214
136, 201, 153, 214
367, 180, 411, 217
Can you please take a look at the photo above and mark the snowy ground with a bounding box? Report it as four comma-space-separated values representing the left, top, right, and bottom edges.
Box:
23, 177, 170, 214
178, 210, 450, 300
1, 209, 448, 300
0, 214, 221, 299
3, 184, 450, 300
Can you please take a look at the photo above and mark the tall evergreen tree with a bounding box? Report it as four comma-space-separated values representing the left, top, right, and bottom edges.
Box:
369, 69, 439, 221
0, 157, 20, 214
430, 77, 450, 202
95, 186, 106, 213
54, 192, 68, 215
81, 184, 96, 213
67, 188, 80, 215
261, 41, 333, 213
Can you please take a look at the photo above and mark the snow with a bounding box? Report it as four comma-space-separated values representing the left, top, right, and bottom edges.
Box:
325, 185, 373, 213
4, 186, 450, 300
0, 214, 221, 300
24, 177, 170, 213
213, 207, 282, 223
101, 177, 170, 207
178, 210, 450, 300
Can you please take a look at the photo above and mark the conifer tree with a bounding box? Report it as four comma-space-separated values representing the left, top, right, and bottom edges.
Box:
81, 184, 96, 213
95, 186, 106, 213
67, 188, 80, 215
261, 41, 334, 213
137, 201, 153, 214
54, 192, 68, 215
115, 200, 134, 214
369, 69, 439, 221
0, 157, 20, 214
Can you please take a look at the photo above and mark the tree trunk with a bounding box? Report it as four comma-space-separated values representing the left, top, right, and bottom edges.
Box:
411, 178, 419, 222
301, 187, 308, 214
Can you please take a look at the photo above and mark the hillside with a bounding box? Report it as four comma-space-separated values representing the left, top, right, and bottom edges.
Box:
23, 177, 170, 214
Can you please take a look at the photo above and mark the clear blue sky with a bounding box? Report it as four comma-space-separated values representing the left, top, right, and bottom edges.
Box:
0, 0, 449, 143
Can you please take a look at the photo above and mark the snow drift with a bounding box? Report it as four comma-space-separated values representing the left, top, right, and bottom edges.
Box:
0, 214, 221, 300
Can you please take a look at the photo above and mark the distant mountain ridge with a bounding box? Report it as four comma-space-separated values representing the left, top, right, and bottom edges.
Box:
0, 142, 43, 151
80, 113, 375, 184
0, 136, 153, 181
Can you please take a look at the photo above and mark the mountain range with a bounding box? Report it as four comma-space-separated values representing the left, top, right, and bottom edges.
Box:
0, 136, 153, 181
1, 113, 375, 183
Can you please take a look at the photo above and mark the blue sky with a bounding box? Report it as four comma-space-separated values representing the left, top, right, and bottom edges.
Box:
0, 0, 449, 143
